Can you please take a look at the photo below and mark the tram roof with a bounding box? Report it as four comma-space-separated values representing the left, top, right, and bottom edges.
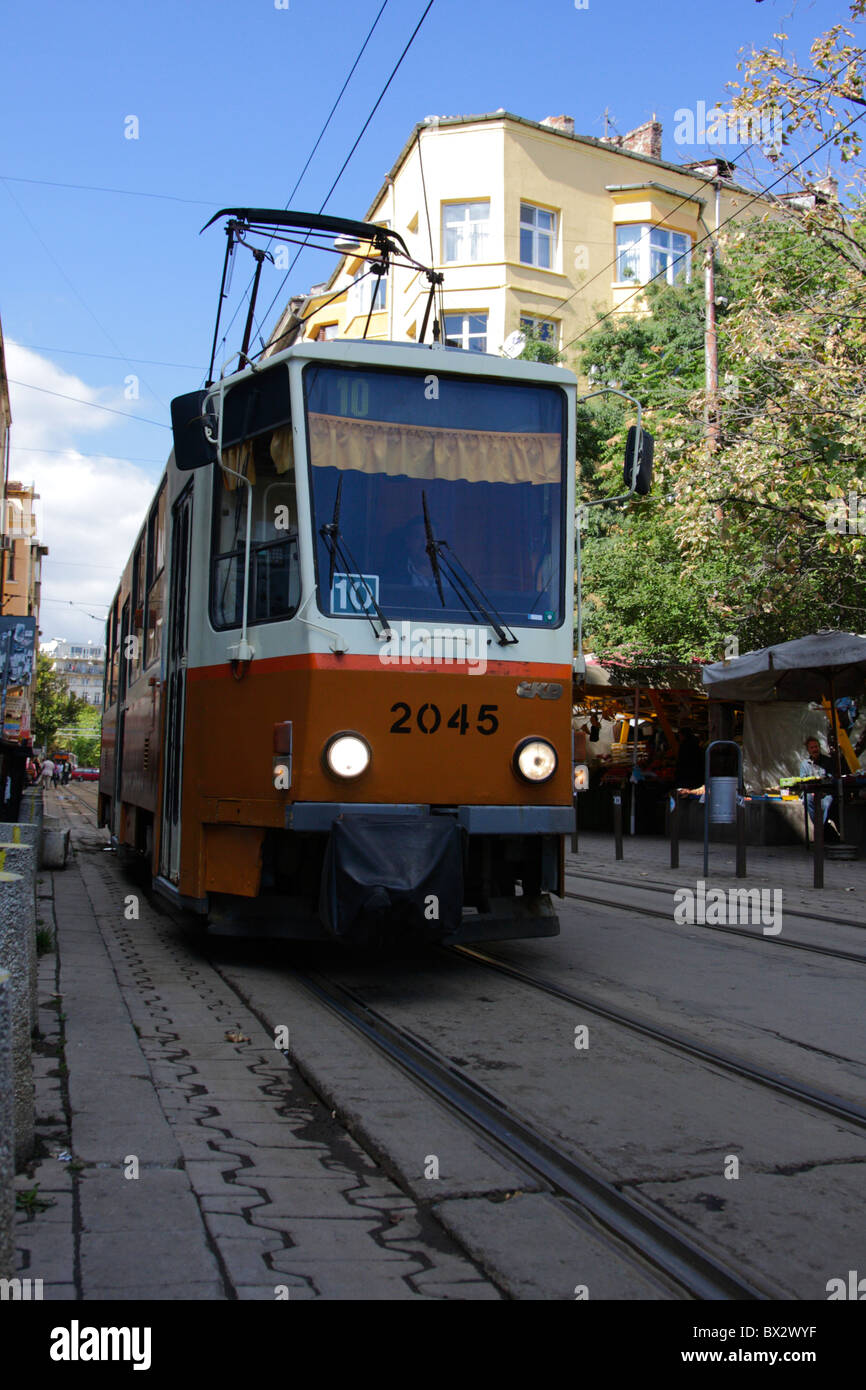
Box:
216, 337, 577, 391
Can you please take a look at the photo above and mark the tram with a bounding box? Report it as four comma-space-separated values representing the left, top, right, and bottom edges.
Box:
99, 209, 602, 944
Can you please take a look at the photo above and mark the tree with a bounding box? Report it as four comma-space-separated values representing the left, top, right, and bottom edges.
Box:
32, 653, 88, 753
518, 324, 562, 364
67, 705, 102, 767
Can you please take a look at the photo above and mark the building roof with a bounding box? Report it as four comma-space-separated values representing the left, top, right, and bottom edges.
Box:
273, 108, 754, 340
363, 109, 753, 221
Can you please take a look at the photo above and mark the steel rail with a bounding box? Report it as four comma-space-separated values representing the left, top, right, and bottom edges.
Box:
296, 968, 770, 1302
447, 945, 866, 1132
565, 866, 866, 932
564, 885, 866, 966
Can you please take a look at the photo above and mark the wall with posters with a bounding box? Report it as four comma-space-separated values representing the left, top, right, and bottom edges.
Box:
0, 617, 36, 742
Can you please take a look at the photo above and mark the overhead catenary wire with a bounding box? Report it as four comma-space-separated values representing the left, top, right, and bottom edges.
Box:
6, 379, 171, 428
10, 445, 166, 464
214, 0, 392, 361
540, 64, 855, 351
252, 0, 437, 351
1, 179, 167, 411
0, 173, 217, 206
563, 98, 866, 356
12, 344, 200, 370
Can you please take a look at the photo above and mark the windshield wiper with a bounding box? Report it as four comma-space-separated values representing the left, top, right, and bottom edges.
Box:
320, 477, 393, 641
422, 492, 445, 607
420, 491, 517, 646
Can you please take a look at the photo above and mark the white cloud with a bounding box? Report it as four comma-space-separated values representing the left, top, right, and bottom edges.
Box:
5, 344, 164, 644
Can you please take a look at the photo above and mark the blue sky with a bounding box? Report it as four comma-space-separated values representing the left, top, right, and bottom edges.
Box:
0, 0, 854, 642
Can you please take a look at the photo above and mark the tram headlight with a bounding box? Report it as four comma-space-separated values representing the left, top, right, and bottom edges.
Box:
323, 732, 371, 780
513, 738, 558, 785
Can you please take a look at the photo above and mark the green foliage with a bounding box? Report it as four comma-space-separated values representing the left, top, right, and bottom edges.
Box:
32, 653, 87, 753
518, 324, 562, 364
15, 1185, 55, 1217
574, 216, 866, 660
580, 504, 734, 662
66, 704, 102, 767
568, 3, 866, 664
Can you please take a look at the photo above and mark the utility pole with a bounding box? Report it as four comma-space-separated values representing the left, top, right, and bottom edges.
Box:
702, 179, 723, 451
704, 238, 718, 449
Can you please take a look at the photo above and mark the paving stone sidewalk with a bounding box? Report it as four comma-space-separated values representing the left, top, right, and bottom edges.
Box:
14, 801, 500, 1302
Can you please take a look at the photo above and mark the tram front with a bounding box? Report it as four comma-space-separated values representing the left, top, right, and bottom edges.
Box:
173, 339, 576, 944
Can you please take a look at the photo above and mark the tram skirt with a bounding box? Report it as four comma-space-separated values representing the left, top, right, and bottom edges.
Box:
319, 814, 463, 945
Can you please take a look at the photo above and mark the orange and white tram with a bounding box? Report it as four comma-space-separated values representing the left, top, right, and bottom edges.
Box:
100, 216, 580, 945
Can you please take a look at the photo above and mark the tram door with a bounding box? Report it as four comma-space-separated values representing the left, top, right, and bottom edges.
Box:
159, 487, 193, 883
112, 598, 131, 837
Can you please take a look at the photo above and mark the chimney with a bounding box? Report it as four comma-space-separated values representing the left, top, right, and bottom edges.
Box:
542, 115, 574, 135
621, 118, 662, 160
814, 173, 838, 201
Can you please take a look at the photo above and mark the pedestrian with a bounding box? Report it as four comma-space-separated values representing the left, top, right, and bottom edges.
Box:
62, 761, 71, 785
41, 757, 55, 790
581, 713, 602, 743
51, 760, 60, 788
799, 736, 838, 839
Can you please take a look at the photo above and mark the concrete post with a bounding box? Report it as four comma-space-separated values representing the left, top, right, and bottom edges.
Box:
0, 843, 37, 1031
0, 968, 14, 1279
0, 870, 35, 1167
20, 789, 44, 866
41, 817, 70, 871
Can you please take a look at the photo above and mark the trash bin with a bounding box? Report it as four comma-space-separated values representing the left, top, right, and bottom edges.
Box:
709, 776, 738, 825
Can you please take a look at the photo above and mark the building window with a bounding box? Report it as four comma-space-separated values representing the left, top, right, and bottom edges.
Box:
443, 313, 488, 353
348, 266, 386, 318
6, 548, 14, 582
519, 316, 559, 345
615, 225, 692, 285
316, 324, 339, 341
442, 202, 490, 263
520, 203, 557, 269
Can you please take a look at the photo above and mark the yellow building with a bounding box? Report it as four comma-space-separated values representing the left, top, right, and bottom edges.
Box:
271, 111, 765, 365
2, 481, 47, 622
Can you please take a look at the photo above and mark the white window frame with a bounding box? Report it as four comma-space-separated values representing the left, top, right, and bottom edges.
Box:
615, 224, 692, 286
519, 202, 558, 270
442, 202, 491, 263
519, 315, 559, 346
442, 312, 489, 353
348, 265, 387, 317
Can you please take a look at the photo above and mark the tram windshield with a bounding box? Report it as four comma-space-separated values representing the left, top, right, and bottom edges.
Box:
304, 364, 566, 630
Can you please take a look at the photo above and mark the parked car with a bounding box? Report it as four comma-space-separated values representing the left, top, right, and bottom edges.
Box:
71, 767, 100, 781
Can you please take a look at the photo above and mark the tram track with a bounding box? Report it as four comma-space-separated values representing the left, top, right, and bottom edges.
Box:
286, 967, 771, 1301
566, 866, 866, 932
446, 944, 866, 1132
57, 786, 860, 1300
564, 879, 866, 966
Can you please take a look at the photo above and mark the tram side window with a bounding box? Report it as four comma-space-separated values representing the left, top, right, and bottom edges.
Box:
129, 534, 146, 681
145, 485, 166, 668
211, 425, 301, 629
108, 597, 121, 706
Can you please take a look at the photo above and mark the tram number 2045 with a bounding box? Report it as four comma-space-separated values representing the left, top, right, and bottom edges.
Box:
389, 702, 499, 736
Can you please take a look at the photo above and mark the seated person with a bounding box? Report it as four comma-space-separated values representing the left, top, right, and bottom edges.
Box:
799, 736, 837, 836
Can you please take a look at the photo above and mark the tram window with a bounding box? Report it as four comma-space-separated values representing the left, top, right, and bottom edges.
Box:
108, 596, 121, 705
222, 366, 291, 449
211, 427, 301, 629
129, 534, 146, 681
145, 485, 167, 668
